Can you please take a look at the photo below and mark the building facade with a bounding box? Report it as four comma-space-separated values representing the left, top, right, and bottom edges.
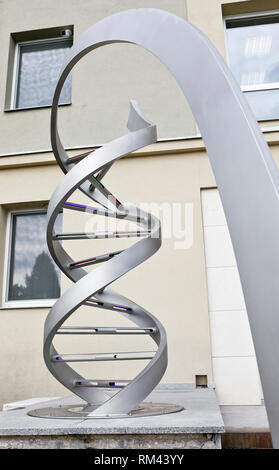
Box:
0, 0, 279, 409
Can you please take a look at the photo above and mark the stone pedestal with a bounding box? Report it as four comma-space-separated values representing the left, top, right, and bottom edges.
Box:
0, 386, 225, 449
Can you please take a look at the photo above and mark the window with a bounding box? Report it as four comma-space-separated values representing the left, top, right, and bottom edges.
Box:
3, 210, 62, 307
225, 11, 279, 120
10, 29, 73, 110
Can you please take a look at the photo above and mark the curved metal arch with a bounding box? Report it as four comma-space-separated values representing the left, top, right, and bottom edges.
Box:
47, 8, 279, 444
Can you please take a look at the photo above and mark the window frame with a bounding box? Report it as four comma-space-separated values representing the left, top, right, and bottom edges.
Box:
224, 9, 279, 103
10, 36, 72, 111
2, 208, 60, 309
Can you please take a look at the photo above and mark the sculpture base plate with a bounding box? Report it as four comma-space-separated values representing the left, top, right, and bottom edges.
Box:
27, 402, 184, 419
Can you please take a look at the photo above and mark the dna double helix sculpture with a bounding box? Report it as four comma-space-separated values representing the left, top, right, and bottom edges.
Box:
27, 8, 279, 446
36, 100, 182, 418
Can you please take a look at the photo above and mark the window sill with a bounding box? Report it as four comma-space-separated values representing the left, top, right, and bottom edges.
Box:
1, 299, 57, 309
4, 102, 71, 112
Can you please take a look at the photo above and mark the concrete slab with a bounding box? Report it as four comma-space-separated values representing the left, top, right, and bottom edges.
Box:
0, 386, 224, 436
2, 397, 60, 411
220, 405, 269, 433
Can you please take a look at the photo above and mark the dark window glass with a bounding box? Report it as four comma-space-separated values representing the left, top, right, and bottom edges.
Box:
8, 211, 62, 301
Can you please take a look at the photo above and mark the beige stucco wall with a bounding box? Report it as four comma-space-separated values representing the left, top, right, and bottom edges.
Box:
1, 0, 279, 407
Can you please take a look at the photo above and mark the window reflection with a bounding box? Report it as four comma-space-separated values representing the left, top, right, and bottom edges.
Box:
245, 88, 279, 120
226, 14, 279, 120
8, 211, 62, 301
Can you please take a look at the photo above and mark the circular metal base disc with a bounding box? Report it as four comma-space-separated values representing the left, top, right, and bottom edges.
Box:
27, 402, 184, 419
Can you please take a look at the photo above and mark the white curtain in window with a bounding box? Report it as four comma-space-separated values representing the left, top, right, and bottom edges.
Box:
16, 40, 72, 108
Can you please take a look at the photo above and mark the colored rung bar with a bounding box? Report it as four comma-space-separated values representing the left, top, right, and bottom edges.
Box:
69, 250, 123, 269
56, 326, 156, 335
63, 202, 112, 216
54, 230, 151, 240
51, 351, 156, 363
66, 150, 94, 164
63, 201, 143, 222
113, 230, 151, 237
74, 379, 130, 388
90, 176, 122, 207
91, 175, 105, 189
84, 299, 133, 312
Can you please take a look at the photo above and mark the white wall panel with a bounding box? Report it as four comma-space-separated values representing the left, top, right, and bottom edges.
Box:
206, 266, 246, 312
203, 225, 236, 267
202, 189, 263, 405
212, 356, 262, 405
210, 310, 255, 357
